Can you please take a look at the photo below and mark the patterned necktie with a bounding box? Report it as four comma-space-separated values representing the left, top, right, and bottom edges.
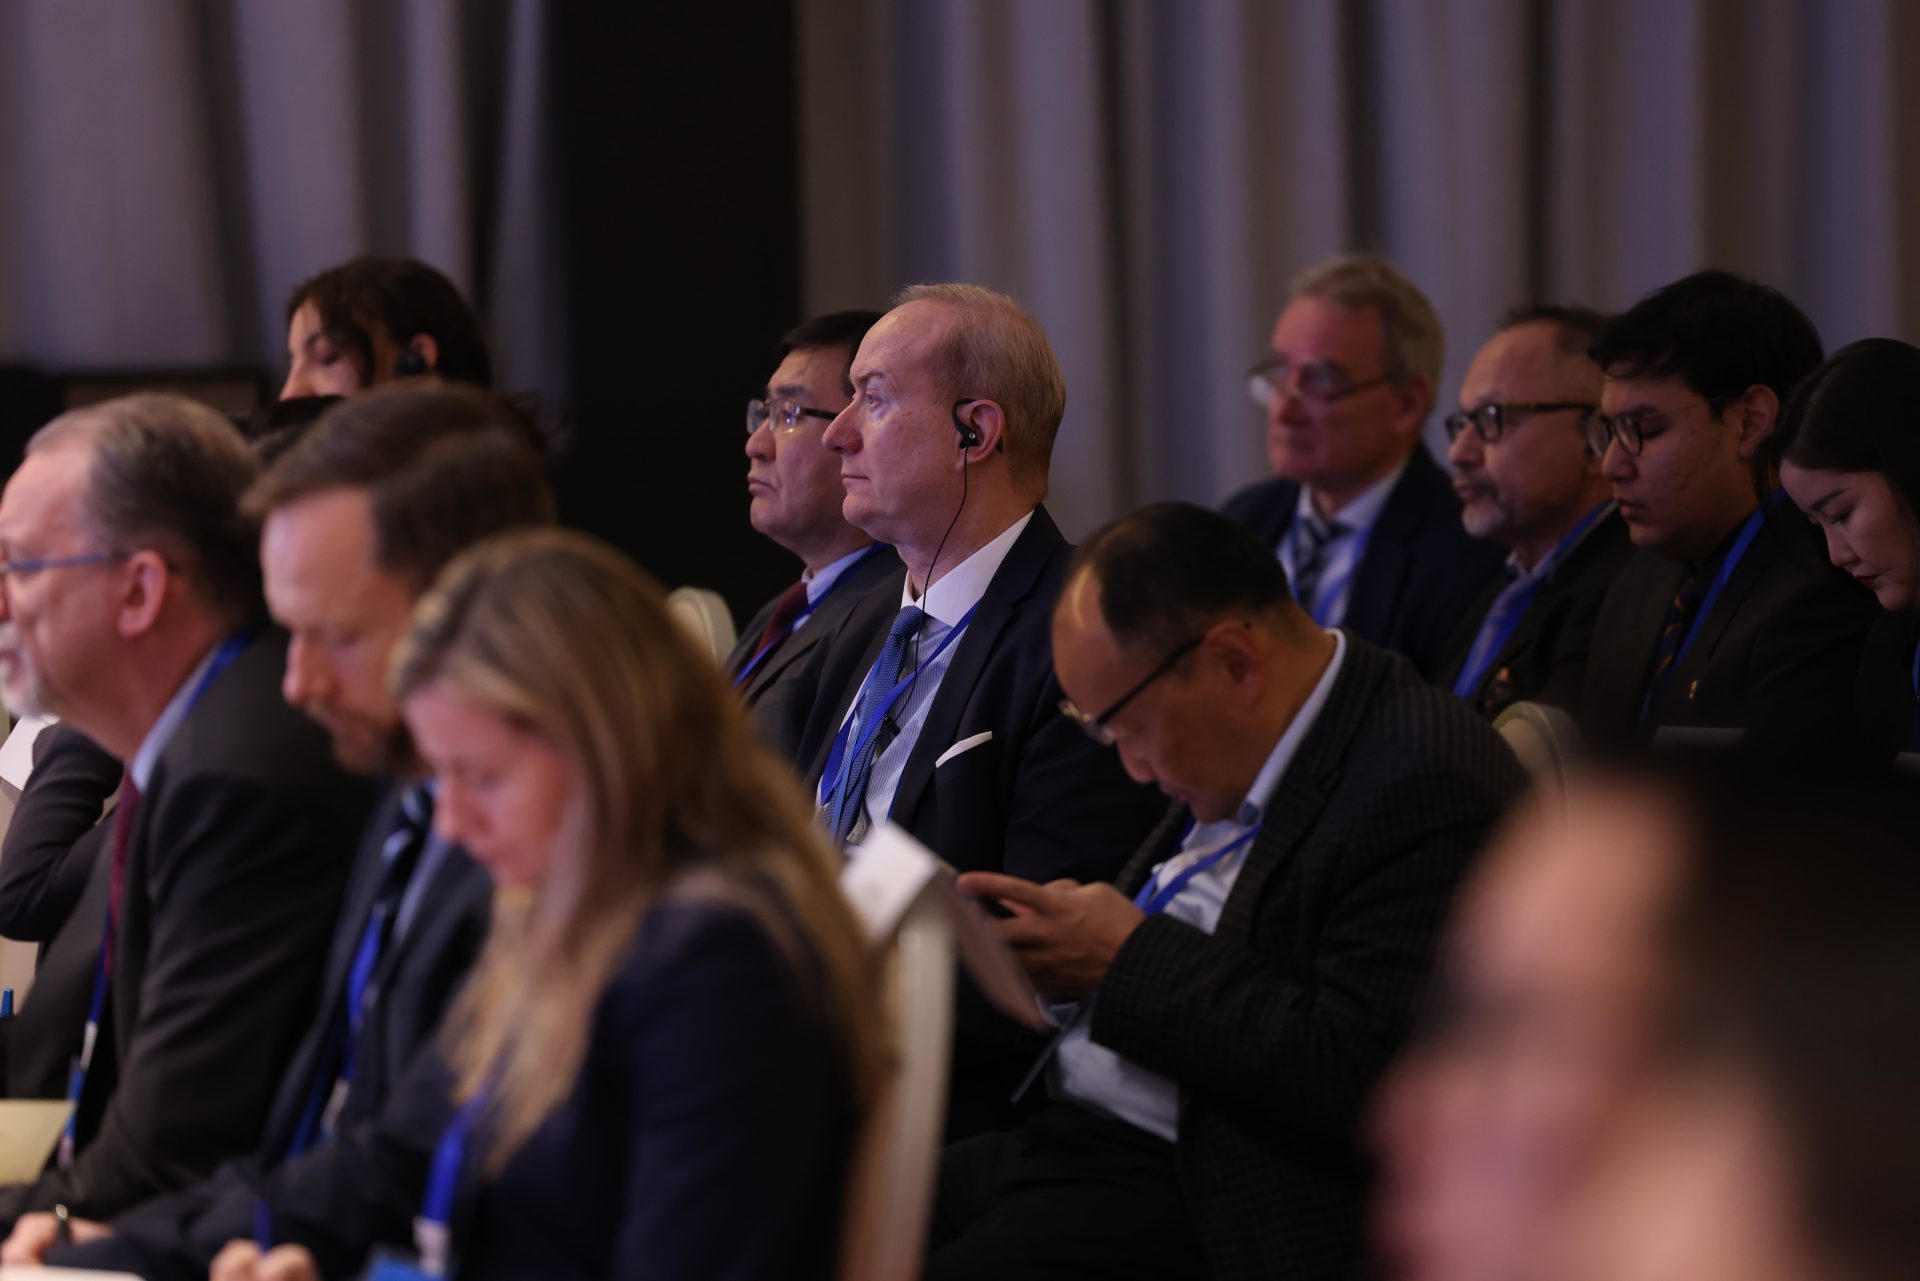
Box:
285, 784, 435, 1158
1452, 569, 1533, 700
1649, 569, 1705, 691
105, 772, 140, 978
1289, 512, 1347, 613
738, 581, 811, 676
827, 606, 926, 846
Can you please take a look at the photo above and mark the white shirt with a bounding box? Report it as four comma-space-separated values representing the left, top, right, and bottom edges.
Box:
1277, 460, 1408, 626
129, 640, 224, 791
818, 513, 1033, 843
1052, 630, 1349, 1142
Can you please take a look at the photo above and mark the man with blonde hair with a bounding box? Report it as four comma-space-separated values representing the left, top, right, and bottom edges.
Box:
1227, 253, 1504, 679
799, 282, 1163, 1136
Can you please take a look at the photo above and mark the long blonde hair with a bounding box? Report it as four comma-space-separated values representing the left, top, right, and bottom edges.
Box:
392, 528, 885, 1167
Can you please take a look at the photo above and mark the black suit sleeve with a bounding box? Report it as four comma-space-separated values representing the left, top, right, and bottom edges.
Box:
1740, 578, 1880, 750
1087, 760, 1496, 1151
0, 725, 120, 942
22, 770, 351, 1219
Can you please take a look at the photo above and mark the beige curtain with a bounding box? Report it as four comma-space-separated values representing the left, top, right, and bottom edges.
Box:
0, 0, 567, 403
797, 0, 1920, 538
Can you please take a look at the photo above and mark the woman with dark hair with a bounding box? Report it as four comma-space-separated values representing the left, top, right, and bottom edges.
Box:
1776, 337, 1920, 749
281, 256, 493, 399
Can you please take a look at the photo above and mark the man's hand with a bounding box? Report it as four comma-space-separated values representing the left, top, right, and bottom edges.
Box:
0, 1210, 109, 1264
958, 872, 1146, 999
211, 1240, 324, 1281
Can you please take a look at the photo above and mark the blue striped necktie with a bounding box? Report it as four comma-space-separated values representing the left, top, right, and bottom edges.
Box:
828, 606, 926, 846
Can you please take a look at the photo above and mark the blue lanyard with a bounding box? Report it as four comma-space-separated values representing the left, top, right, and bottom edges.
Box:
731, 545, 891, 690
1662, 507, 1766, 686
817, 602, 979, 811
1131, 820, 1263, 917
1452, 501, 1613, 699
416, 1086, 490, 1276
59, 626, 258, 1166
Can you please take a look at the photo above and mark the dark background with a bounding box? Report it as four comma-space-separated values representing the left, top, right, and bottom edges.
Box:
553, 0, 805, 622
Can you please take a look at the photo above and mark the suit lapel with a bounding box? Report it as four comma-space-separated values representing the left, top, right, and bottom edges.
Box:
724, 594, 781, 677
1342, 453, 1436, 639
1214, 643, 1380, 942
888, 509, 1062, 827
1655, 517, 1776, 722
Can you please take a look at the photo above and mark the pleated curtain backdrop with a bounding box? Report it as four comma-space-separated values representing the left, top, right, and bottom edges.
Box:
797, 0, 1920, 539
0, 0, 567, 407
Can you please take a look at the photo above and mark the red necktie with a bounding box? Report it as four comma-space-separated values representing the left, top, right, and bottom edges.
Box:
741, 581, 811, 673
106, 772, 141, 977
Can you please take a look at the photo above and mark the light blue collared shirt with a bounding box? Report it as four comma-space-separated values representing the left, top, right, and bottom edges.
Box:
1276, 460, 1408, 626
819, 513, 1032, 844
1051, 630, 1349, 1142
128, 641, 223, 791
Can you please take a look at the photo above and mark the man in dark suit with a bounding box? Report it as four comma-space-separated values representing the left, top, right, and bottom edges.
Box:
730, 310, 899, 763
1224, 254, 1505, 679
931, 503, 1525, 1281
1571, 272, 1883, 751
1439, 306, 1632, 718
0, 394, 373, 1228
0, 724, 119, 1101
3, 385, 554, 1277
799, 283, 1164, 1135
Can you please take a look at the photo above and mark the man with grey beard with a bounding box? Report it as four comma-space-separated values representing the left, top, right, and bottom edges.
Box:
1437, 307, 1630, 718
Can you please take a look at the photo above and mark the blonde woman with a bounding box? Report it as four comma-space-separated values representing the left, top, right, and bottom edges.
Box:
218, 528, 883, 1280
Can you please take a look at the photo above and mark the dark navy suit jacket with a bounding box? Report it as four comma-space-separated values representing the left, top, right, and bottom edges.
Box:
54, 786, 493, 1281
1222, 448, 1506, 681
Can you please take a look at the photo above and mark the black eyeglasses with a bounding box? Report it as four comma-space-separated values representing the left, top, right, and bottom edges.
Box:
746, 397, 838, 436
1246, 355, 1397, 410
1058, 635, 1203, 747
1443, 402, 1597, 446
1581, 398, 1709, 458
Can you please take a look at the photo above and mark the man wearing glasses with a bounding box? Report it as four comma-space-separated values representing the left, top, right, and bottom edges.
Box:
731, 309, 899, 763
1225, 254, 1504, 680
1576, 270, 1882, 751
1437, 305, 1631, 717
0, 394, 370, 1231
934, 502, 1522, 1281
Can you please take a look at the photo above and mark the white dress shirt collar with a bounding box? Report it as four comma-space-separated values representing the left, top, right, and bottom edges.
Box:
898, 510, 1034, 626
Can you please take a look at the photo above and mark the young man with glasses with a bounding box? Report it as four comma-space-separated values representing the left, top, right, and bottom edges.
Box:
1575, 270, 1883, 751
1437, 305, 1632, 717
731, 309, 901, 764
931, 502, 1523, 1281
1224, 253, 1505, 680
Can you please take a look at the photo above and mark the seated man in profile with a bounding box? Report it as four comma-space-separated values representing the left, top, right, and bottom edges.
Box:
1573, 271, 1882, 751
0, 394, 373, 1228
3, 386, 554, 1280
731, 309, 898, 763
931, 503, 1524, 1281
1439, 305, 1630, 718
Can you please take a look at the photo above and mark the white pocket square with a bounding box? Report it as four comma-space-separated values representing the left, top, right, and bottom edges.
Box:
934, 731, 994, 769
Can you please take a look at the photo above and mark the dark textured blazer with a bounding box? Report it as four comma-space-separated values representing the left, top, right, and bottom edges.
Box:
1088, 637, 1526, 1281
1222, 448, 1507, 681
0, 629, 373, 1227
1574, 508, 1887, 753
726, 543, 901, 766
797, 507, 1166, 1132
59, 787, 494, 1281
1438, 510, 1634, 718
0, 725, 120, 1100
